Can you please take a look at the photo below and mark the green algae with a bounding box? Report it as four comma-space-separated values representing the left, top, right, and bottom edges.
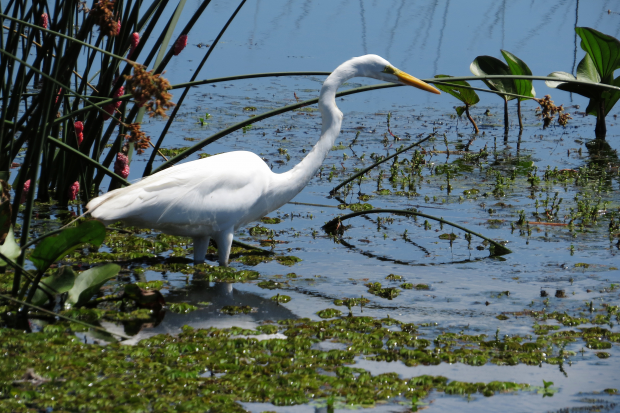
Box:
0, 315, 545, 412
275, 256, 302, 266
365, 282, 400, 300
169, 303, 199, 314
257, 280, 286, 290
260, 217, 282, 225
220, 305, 253, 315
317, 308, 343, 318
270, 294, 291, 303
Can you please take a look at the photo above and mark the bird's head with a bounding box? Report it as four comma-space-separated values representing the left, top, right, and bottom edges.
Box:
357, 54, 441, 95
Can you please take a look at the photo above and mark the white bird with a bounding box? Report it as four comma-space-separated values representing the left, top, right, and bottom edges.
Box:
86, 55, 440, 266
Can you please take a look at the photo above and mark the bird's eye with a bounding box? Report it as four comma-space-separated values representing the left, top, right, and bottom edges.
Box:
382, 65, 397, 75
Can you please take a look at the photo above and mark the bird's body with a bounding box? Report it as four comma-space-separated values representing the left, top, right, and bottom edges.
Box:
87, 55, 439, 265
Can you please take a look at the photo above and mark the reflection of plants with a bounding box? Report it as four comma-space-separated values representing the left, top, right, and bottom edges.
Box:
547, 27, 620, 139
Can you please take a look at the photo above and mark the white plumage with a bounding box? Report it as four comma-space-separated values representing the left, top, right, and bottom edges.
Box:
87, 55, 440, 266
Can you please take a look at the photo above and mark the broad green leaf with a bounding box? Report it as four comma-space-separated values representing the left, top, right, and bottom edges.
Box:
0, 226, 21, 266
501, 50, 535, 100
546, 56, 600, 99
66, 263, 121, 308
585, 75, 620, 117
576, 27, 620, 83
30, 220, 106, 272
470, 55, 517, 100
32, 266, 77, 306
455, 106, 466, 117
577, 53, 601, 83
433, 75, 480, 105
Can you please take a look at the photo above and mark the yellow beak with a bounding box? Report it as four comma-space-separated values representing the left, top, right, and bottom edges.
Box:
396, 70, 441, 95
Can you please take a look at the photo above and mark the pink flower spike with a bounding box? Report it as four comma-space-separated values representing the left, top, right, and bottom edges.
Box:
103, 87, 124, 120
77, 132, 83, 147
173, 34, 188, 56
129, 32, 140, 57
21, 179, 31, 204
116, 20, 121, 35
69, 181, 80, 200
74, 121, 83, 134
55, 88, 62, 104
41, 13, 48, 29
114, 153, 130, 179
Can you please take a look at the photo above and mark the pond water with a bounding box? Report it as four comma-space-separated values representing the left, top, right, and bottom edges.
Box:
9, 1, 620, 412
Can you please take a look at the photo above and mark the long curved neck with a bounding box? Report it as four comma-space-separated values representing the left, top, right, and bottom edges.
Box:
269, 61, 359, 205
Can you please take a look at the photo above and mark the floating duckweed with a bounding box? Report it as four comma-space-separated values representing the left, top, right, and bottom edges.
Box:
401, 283, 414, 289
135, 280, 164, 290
385, 274, 403, 281
496, 315, 509, 321
596, 352, 611, 358
586, 340, 612, 350
256, 324, 279, 334
249, 225, 270, 236
169, 303, 198, 313
270, 294, 291, 303
220, 305, 253, 315
333, 297, 370, 307
317, 308, 342, 318
438, 233, 458, 240
347, 203, 374, 212
260, 216, 282, 224
0, 313, 600, 411
276, 256, 302, 266
365, 282, 400, 299
415, 284, 430, 290
257, 280, 284, 290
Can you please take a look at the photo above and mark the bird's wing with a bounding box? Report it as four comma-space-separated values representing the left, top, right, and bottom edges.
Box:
88, 152, 270, 229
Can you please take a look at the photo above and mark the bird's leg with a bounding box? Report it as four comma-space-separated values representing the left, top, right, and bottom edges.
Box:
192, 236, 210, 264
214, 229, 234, 267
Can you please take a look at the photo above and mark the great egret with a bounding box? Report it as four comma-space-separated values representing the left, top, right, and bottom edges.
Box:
86, 55, 440, 266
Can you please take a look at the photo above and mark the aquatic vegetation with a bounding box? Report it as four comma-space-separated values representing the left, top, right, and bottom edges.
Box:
7, 312, 609, 411
365, 282, 400, 300
434, 75, 481, 133
546, 27, 620, 138
270, 294, 291, 303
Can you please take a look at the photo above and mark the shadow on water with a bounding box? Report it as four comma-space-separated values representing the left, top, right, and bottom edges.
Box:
110, 280, 296, 343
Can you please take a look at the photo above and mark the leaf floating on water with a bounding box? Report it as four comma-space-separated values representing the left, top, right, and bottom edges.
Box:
438, 233, 457, 240
169, 303, 198, 314
220, 305, 253, 315
317, 308, 342, 318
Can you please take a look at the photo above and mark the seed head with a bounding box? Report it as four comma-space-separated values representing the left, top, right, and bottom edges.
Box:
41, 13, 49, 29
125, 123, 151, 155
90, 0, 119, 37
125, 63, 175, 118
